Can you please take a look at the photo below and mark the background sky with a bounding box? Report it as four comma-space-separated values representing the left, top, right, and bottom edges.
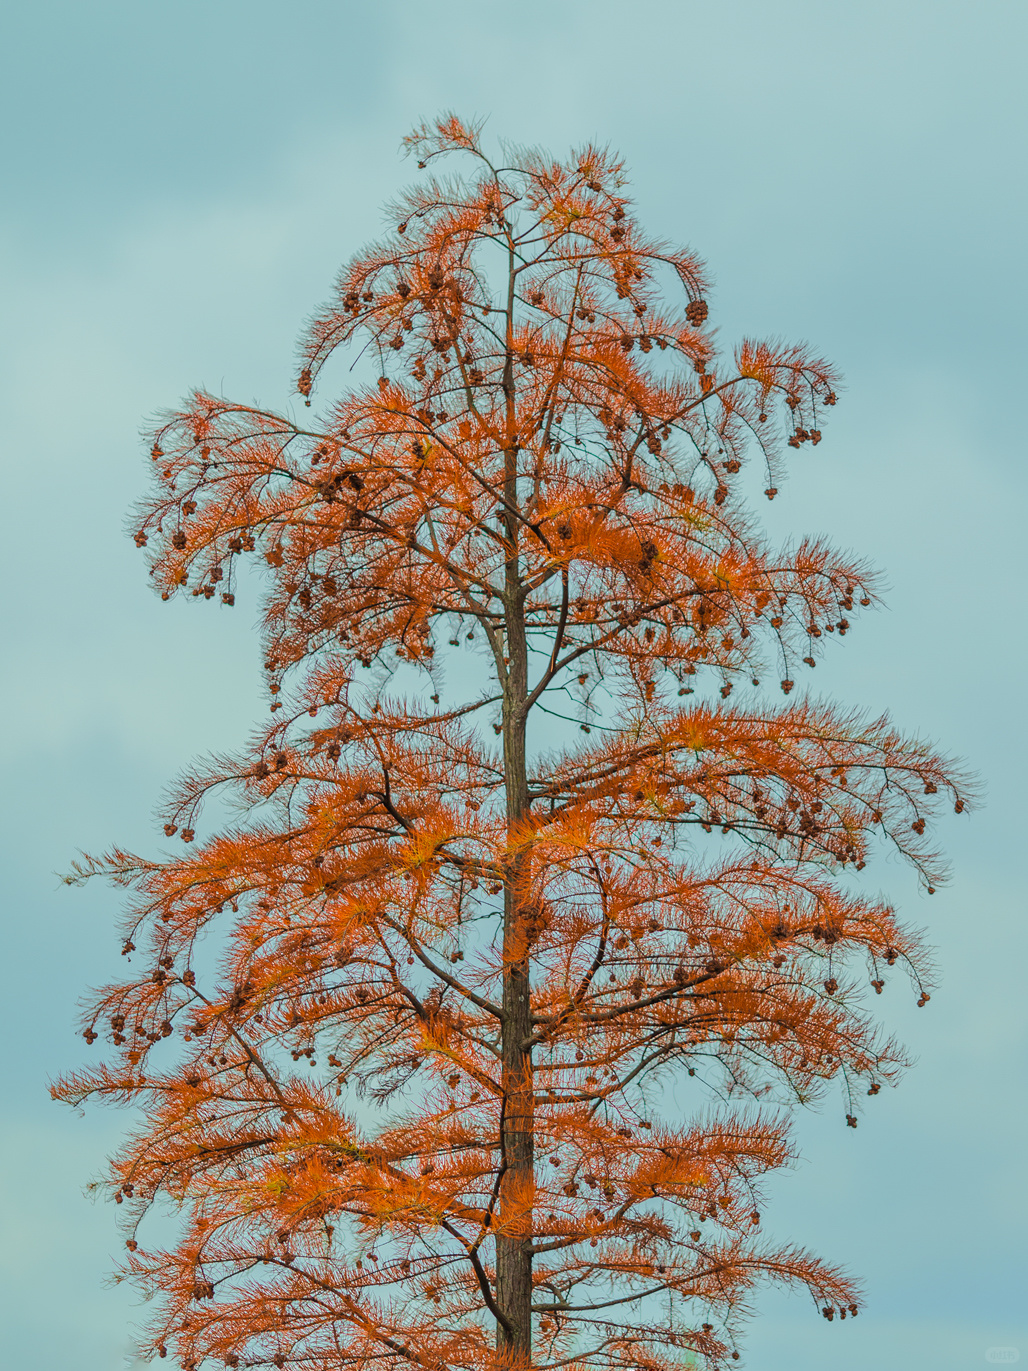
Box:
1, 2, 1026, 1368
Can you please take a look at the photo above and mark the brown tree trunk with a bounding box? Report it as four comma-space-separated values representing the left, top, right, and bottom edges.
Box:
495, 415, 534, 1362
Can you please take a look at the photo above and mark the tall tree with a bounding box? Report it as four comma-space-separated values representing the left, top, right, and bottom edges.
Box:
56, 116, 968, 1371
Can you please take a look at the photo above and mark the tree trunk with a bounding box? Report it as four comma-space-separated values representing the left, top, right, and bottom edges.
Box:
495, 417, 534, 1361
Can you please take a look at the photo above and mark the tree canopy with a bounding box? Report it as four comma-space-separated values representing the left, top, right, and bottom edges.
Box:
55, 115, 969, 1371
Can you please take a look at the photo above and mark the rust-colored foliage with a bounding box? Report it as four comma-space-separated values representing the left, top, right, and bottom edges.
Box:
56, 117, 969, 1371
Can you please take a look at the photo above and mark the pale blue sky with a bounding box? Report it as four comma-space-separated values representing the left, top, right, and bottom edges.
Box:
1, 2, 1026, 1367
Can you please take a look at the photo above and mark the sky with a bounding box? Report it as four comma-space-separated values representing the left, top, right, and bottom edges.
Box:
1, 1, 1026, 1367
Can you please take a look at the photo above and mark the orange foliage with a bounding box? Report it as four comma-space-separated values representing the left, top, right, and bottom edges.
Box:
55, 117, 970, 1371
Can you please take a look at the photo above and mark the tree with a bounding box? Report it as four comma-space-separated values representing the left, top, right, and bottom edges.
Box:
55, 115, 969, 1371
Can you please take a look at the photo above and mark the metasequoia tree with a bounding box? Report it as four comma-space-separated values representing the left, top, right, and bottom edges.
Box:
56, 117, 969, 1371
